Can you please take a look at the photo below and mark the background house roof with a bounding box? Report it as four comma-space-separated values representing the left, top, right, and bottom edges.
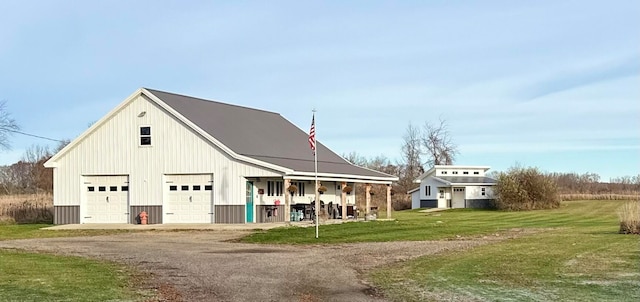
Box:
147, 89, 394, 179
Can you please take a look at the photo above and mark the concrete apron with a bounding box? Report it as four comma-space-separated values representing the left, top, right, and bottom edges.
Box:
43, 219, 352, 231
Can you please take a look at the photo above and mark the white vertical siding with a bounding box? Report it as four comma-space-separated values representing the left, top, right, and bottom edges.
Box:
465, 186, 494, 199
53, 94, 280, 207
252, 179, 343, 205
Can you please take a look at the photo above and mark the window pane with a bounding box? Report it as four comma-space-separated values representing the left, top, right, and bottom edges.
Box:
140, 137, 151, 145
98, 186, 106, 192
88, 186, 95, 192
170, 185, 177, 191
140, 126, 151, 135
205, 185, 212, 191
121, 186, 129, 191
109, 186, 117, 191
181, 185, 189, 191
193, 185, 201, 191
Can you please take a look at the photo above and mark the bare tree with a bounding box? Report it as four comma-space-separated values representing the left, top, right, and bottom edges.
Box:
421, 118, 458, 166
398, 123, 423, 190
0, 101, 20, 150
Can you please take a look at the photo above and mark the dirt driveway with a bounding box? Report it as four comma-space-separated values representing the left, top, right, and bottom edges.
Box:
0, 231, 507, 301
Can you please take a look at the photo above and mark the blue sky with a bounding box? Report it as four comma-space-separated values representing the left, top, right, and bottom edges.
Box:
1, 0, 638, 180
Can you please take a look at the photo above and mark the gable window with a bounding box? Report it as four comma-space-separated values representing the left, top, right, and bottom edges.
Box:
140, 126, 151, 146
267, 181, 283, 196
425, 185, 431, 196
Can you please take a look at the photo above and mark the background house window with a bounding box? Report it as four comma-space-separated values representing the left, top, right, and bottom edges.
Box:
439, 189, 444, 198
140, 126, 151, 146
442, 171, 448, 174
482, 187, 486, 196
463, 171, 469, 175
267, 181, 283, 196
452, 171, 458, 174
425, 185, 431, 196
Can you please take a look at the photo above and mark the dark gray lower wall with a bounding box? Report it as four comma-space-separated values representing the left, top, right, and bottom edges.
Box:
130, 206, 163, 224
54, 206, 80, 224
420, 199, 438, 208
256, 205, 285, 223
215, 205, 245, 224
465, 199, 495, 209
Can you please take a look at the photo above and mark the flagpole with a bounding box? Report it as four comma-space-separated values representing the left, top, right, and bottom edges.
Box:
313, 110, 319, 239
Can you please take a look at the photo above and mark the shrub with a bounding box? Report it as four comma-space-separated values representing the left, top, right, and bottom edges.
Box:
618, 201, 640, 234
494, 166, 560, 211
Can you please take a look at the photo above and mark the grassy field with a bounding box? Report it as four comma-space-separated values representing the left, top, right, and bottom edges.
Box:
245, 200, 640, 301
0, 250, 148, 301
242, 201, 621, 244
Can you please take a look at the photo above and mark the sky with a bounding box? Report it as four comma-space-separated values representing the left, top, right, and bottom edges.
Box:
0, 0, 638, 181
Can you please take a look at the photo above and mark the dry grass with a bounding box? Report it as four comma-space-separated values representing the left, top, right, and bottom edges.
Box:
560, 193, 639, 201
0, 193, 53, 224
617, 200, 640, 234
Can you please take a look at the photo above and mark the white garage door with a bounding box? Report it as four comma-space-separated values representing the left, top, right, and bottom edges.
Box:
164, 174, 213, 223
84, 175, 129, 223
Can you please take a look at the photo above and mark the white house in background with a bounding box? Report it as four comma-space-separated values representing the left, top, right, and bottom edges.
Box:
409, 165, 496, 209
44, 88, 397, 224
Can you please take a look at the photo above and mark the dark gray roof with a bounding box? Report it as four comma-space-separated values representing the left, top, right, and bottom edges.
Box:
436, 176, 497, 184
146, 89, 394, 179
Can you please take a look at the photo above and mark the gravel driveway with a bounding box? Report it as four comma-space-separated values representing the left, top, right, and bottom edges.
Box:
0, 231, 510, 302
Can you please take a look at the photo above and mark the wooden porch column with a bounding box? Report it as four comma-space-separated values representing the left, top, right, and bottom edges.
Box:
341, 182, 347, 220
365, 183, 371, 221
284, 178, 291, 224
386, 184, 392, 219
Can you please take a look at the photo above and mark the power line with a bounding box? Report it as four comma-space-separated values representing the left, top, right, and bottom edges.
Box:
0, 128, 66, 143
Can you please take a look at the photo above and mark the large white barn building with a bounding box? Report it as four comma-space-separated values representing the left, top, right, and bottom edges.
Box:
44, 88, 397, 224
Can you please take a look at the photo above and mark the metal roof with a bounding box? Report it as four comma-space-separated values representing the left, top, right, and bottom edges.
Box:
146, 89, 396, 180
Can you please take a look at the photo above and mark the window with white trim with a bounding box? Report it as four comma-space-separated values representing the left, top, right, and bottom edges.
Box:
442, 171, 448, 175
463, 171, 469, 175
293, 181, 305, 196
481, 187, 486, 196
267, 181, 283, 196
140, 126, 151, 146
439, 189, 444, 199
452, 171, 458, 175
474, 171, 480, 175
425, 185, 431, 196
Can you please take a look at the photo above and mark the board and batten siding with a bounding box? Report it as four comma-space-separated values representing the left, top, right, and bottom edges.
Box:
251, 180, 351, 206
52, 94, 281, 218
464, 186, 494, 200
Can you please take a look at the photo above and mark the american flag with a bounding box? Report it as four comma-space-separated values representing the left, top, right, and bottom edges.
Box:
308, 114, 316, 154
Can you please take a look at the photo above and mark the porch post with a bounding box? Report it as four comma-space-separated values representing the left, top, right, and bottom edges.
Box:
365, 183, 371, 221
386, 184, 392, 219
341, 181, 347, 220
284, 178, 291, 224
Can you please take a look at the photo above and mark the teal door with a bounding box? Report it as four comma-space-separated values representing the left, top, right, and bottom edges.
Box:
246, 181, 254, 223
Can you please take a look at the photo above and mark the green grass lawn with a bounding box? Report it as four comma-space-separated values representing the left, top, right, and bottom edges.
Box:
0, 250, 147, 302
244, 200, 640, 301
0, 224, 137, 241
0, 225, 152, 301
